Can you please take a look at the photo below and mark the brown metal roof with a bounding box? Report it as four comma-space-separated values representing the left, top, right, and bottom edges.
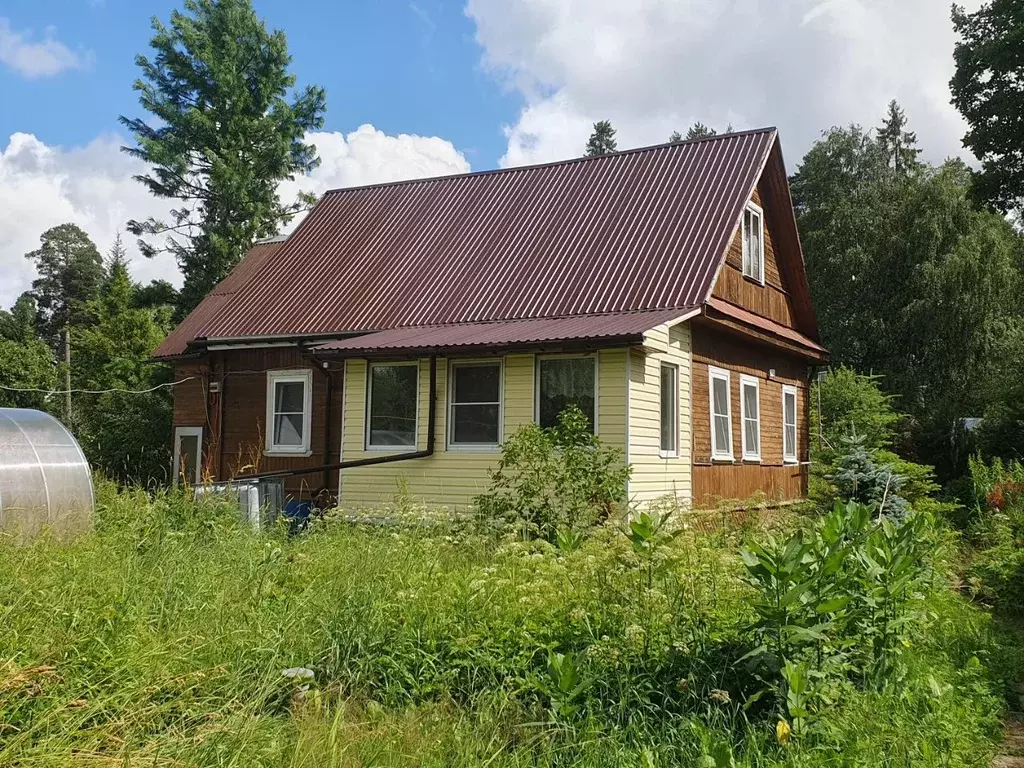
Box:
704, 297, 828, 359
313, 309, 699, 357
152, 240, 284, 358
155, 129, 778, 359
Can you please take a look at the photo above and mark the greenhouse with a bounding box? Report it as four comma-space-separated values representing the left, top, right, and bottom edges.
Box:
0, 408, 94, 539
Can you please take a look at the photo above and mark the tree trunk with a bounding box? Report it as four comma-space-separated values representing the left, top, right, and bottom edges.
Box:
63, 325, 72, 424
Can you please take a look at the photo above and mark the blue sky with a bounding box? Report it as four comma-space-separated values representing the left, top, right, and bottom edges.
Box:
0, 0, 519, 169
0, 0, 979, 306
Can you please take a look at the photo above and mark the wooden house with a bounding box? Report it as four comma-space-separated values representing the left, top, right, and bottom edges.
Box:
153, 128, 827, 510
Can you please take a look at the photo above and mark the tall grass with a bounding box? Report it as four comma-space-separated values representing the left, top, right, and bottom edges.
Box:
0, 485, 1015, 766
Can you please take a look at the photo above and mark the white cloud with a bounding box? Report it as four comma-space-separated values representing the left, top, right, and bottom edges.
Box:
0, 125, 470, 309
465, 0, 984, 168
0, 18, 93, 78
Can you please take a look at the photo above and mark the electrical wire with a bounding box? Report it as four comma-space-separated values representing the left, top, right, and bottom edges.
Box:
0, 377, 196, 396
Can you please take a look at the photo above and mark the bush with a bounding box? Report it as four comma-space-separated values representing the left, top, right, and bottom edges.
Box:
475, 406, 631, 540
824, 434, 911, 519
812, 366, 899, 454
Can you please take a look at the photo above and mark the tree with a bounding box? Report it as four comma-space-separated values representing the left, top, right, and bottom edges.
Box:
24, 223, 105, 422
667, 130, 683, 143
585, 120, 618, 156
685, 122, 717, 140
875, 100, 921, 176
120, 0, 327, 316
0, 293, 40, 345
951, 1, 1024, 212
792, 117, 1024, 475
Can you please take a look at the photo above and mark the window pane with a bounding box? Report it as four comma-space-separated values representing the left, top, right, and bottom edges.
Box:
751, 213, 762, 278
538, 358, 595, 431
745, 418, 760, 455
275, 381, 305, 414
785, 392, 796, 425
660, 365, 676, 453
369, 365, 418, 446
712, 377, 729, 417
714, 415, 730, 454
274, 413, 304, 446
453, 364, 500, 403
452, 403, 500, 444
743, 384, 759, 421
177, 434, 199, 485
785, 424, 797, 458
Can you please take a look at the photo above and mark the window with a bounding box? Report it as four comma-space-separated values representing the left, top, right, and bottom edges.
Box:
660, 363, 678, 456
367, 363, 419, 449
783, 385, 798, 464
173, 426, 203, 486
265, 370, 313, 454
449, 361, 502, 448
709, 366, 732, 460
740, 374, 761, 461
742, 203, 764, 283
537, 356, 596, 432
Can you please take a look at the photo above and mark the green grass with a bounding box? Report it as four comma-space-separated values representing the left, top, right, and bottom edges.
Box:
0, 485, 1018, 766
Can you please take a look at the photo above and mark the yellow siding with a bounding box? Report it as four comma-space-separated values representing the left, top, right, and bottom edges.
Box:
337, 351, 629, 510
627, 321, 693, 506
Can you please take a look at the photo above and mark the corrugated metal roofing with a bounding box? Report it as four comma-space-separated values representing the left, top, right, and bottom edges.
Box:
154, 129, 778, 358
704, 297, 828, 358
314, 309, 699, 356
152, 240, 284, 358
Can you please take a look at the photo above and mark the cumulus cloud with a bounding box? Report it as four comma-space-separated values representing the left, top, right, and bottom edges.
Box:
0, 18, 93, 78
0, 126, 469, 309
465, 0, 983, 168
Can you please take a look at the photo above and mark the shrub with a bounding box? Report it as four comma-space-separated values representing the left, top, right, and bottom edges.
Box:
823, 434, 911, 519
475, 406, 631, 540
812, 366, 899, 454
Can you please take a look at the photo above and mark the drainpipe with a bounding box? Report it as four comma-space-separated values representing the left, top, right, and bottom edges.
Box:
236, 355, 438, 482
320, 362, 334, 493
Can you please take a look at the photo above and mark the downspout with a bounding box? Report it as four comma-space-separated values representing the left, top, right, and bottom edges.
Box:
320, 362, 333, 493
237, 355, 438, 482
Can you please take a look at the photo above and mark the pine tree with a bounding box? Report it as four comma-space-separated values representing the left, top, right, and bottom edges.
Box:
686, 122, 717, 140
667, 131, 683, 144
120, 0, 327, 317
876, 101, 921, 176
585, 120, 618, 156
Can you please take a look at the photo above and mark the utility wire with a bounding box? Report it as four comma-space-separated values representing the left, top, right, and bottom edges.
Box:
0, 377, 196, 396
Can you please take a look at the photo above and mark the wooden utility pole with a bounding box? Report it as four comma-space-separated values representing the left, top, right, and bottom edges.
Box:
63, 325, 72, 423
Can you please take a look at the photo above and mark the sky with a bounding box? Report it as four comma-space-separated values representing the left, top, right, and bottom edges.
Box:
0, 0, 982, 308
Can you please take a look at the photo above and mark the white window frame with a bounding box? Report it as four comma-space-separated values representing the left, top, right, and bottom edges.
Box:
173, 426, 203, 486
741, 201, 765, 285
782, 384, 799, 465
740, 374, 761, 462
708, 366, 733, 461
365, 361, 420, 452
447, 359, 503, 451
265, 369, 313, 456
535, 353, 600, 435
659, 362, 679, 458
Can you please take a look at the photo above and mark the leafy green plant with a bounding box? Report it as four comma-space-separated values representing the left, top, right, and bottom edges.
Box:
475, 406, 631, 540
542, 651, 588, 721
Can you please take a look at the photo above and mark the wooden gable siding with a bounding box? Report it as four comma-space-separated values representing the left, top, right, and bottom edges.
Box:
172, 348, 343, 498
713, 186, 798, 329
690, 325, 810, 507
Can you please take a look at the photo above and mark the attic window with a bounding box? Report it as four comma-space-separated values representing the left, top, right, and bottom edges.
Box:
742, 202, 764, 284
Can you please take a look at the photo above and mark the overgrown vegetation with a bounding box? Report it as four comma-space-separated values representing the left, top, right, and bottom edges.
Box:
0, 464, 1020, 766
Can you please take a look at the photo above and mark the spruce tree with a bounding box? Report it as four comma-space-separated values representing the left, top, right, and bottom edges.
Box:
685, 122, 717, 140
667, 131, 683, 144
876, 100, 921, 176
120, 0, 327, 317
585, 120, 618, 156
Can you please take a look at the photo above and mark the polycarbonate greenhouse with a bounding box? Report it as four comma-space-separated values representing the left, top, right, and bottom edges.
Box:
0, 408, 94, 539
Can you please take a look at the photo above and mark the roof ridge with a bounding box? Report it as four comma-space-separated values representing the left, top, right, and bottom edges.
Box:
320, 126, 779, 198
353, 307, 700, 332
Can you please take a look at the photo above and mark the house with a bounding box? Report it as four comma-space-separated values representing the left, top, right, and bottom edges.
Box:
154, 128, 828, 511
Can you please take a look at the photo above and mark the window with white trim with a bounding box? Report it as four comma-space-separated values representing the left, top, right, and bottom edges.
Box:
660, 363, 678, 456
740, 374, 761, 461
709, 366, 732, 460
265, 370, 313, 454
449, 361, 502, 447
537, 356, 596, 432
742, 203, 764, 283
782, 384, 798, 464
367, 362, 419, 449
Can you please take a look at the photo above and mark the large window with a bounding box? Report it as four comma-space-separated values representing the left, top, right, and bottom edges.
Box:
537, 356, 596, 432
367, 363, 419, 449
709, 366, 732, 460
660, 363, 678, 456
742, 203, 764, 283
782, 384, 798, 464
265, 370, 312, 454
740, 374, 761, 461
449, 361, 501, 448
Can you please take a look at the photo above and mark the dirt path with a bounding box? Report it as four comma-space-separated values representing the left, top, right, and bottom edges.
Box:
993, 717, 1024, 767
